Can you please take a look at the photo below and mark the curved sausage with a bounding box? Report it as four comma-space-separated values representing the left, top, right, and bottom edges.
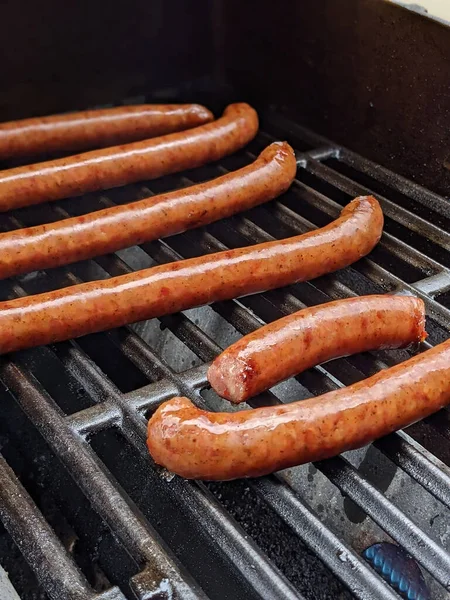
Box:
147, 337, 450, 481
0, 195, 382, 355
0, 104, 214, 160
0, 103, 258, 212
208, 295, 427, 403
0, 142, 296, 279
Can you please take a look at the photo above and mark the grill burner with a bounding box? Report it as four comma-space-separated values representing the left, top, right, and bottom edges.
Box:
0, 106, 449, 600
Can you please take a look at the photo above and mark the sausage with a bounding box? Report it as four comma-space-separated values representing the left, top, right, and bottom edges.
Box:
0, 142, 296, 279
0, 195, 382, 355
0, 104, 214, 160
0, 103, 258, 212
147, 337, 450, 481
208, 295, 427, 403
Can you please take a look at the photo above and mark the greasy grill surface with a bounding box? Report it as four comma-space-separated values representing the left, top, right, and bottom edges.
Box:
0, 108, 449, 600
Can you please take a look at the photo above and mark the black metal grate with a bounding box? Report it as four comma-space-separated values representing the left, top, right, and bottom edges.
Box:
0, 106, 449, 600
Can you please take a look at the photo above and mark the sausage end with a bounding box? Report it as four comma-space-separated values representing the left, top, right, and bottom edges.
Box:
208, 355, 251, 403
189, 104, 215, 123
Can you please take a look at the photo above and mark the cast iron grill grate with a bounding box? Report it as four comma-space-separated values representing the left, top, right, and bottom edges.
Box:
0, 106, 449, 600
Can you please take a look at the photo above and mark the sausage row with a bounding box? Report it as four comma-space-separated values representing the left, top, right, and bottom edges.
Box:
148, 337, 450, 481
0, 142, 296, 279
0, 104, 214, 159
0, 196, 382, 354
0, 103, 258, 211
3, 101, 441, 484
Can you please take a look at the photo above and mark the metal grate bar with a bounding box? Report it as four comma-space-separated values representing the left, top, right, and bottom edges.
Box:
262, 111, 450, 222
340, 148, 450, 217
412, 272, 450, 297
253, 476, 400, 600
374, 431, 450, 511
0, 455, 125, 600
66, 401, 122, 435
60, 341, 303, 600
260, 113, 450, 279
0, 360, 208, 600
0, 272, 303, 600
317, 456, 450, 590
305, 158, 450, 254
188, 481, 303, 600
245, 146, 449, 279
304, 146, 339, 161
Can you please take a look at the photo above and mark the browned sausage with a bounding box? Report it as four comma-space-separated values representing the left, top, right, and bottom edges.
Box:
0, 142, 296, 279
0, 104, 214, 159
0, 103, 258, 212
0, 195, 382, 354
147, 337, 450, 481
208, 295, 427, 403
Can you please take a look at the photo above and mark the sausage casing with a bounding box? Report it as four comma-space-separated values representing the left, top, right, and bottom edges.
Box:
147, 338, 450, 481
0, 103, 258, 211
208, 295, 427, 403
0, 195, 382, 354
0, 104, 214, 159
0, 142, 296, 279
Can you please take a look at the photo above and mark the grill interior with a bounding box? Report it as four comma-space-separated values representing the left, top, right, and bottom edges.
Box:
0, 102, 449, 600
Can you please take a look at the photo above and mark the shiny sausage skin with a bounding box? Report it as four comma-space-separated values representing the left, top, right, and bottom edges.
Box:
208, 295, 427, 403
147, 338, 450, 481
0, 103, 258, 211
0, 142, 296, 279
0, 104, 213, 159
0, 195, 382, 355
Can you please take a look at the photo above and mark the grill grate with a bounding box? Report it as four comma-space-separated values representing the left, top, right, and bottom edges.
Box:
0, 107, 449, 600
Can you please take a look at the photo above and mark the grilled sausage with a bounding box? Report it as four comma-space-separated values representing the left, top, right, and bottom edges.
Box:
0, 103, 258, 212
0, 195, 381, 354
147, 337, 450, 481
0, 104, 214, 160
208, 295, 427, 403
0, 142, 296, 279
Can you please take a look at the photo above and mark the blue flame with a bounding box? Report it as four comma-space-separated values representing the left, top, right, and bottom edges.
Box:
363, 542, 430, 600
